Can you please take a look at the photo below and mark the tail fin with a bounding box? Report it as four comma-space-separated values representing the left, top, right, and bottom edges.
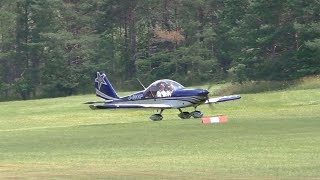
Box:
94, 72, 120, 100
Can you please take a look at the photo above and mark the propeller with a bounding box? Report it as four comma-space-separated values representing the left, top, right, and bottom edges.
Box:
205, 83, 216, 109
207, 83, 214, 92
203, 83, 213, 100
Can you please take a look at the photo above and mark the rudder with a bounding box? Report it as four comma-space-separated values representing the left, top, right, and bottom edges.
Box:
94, 72, 120, 100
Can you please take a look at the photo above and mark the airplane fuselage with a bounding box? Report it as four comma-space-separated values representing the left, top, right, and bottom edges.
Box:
101, 88, 209, 109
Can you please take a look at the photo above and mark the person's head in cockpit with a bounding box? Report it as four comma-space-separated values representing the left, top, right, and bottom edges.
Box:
157, 83, 168, 97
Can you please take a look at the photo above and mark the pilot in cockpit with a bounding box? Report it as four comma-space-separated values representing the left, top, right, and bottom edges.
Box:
156, 83, 170, 97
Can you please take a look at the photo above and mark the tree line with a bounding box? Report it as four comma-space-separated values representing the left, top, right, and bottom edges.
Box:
0, 0, 319, 100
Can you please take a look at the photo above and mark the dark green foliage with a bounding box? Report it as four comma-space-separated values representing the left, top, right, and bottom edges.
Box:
223, 0, 320, 81
14, 77, 33, 100
0, 0, 319, 100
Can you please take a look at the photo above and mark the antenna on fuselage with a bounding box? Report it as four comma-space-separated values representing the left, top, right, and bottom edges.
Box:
137, 78, 146, 90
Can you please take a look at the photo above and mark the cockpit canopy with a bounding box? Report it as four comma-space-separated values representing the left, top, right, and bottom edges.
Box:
143, 79, 184, 98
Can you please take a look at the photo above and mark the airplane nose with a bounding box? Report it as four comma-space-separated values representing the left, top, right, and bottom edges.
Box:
200, 89, 209, 96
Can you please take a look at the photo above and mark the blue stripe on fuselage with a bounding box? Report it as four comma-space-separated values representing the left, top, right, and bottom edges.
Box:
172, 89, 209, 97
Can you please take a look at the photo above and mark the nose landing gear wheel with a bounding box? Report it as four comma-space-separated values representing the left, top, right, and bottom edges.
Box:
190, 110, 203, 118
177, 108, 191, 119
178, 112, 191, 119
150, 114, 163, 121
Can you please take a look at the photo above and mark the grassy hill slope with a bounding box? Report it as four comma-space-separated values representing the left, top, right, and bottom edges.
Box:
0, 86, 319, 179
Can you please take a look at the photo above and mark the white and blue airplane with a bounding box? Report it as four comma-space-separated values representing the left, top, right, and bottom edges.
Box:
86, 71, 241, 121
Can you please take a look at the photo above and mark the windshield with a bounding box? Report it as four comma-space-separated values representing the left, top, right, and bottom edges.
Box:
143, 79, 184, 98
146, 79, 184, 90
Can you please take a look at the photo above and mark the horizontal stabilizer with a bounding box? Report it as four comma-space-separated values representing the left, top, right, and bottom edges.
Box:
89, 105, 98, 110
84, 100, 113, 104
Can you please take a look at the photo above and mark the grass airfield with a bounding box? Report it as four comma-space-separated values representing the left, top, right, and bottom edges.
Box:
0, 86, 320, 179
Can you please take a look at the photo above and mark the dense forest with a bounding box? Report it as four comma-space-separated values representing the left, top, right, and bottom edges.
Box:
0, 0, 319, 100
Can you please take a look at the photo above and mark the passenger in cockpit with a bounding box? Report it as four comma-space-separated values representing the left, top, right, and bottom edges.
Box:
165, 83, 174, 97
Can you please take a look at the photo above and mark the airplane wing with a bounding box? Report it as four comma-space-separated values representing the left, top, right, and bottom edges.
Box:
205, 95, 241, 104
90, 103, 172, 110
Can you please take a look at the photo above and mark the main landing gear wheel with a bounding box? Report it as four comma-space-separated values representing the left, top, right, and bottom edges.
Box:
150, 109, 164, 121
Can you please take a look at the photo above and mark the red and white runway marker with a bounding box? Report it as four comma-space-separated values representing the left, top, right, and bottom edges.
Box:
201, 116, 228, 124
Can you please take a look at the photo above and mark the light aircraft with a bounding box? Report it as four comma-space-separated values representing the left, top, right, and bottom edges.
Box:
85, 71, 241, 121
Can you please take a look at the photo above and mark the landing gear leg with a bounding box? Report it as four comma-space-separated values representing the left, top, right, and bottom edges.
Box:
150, 109, 164, 121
